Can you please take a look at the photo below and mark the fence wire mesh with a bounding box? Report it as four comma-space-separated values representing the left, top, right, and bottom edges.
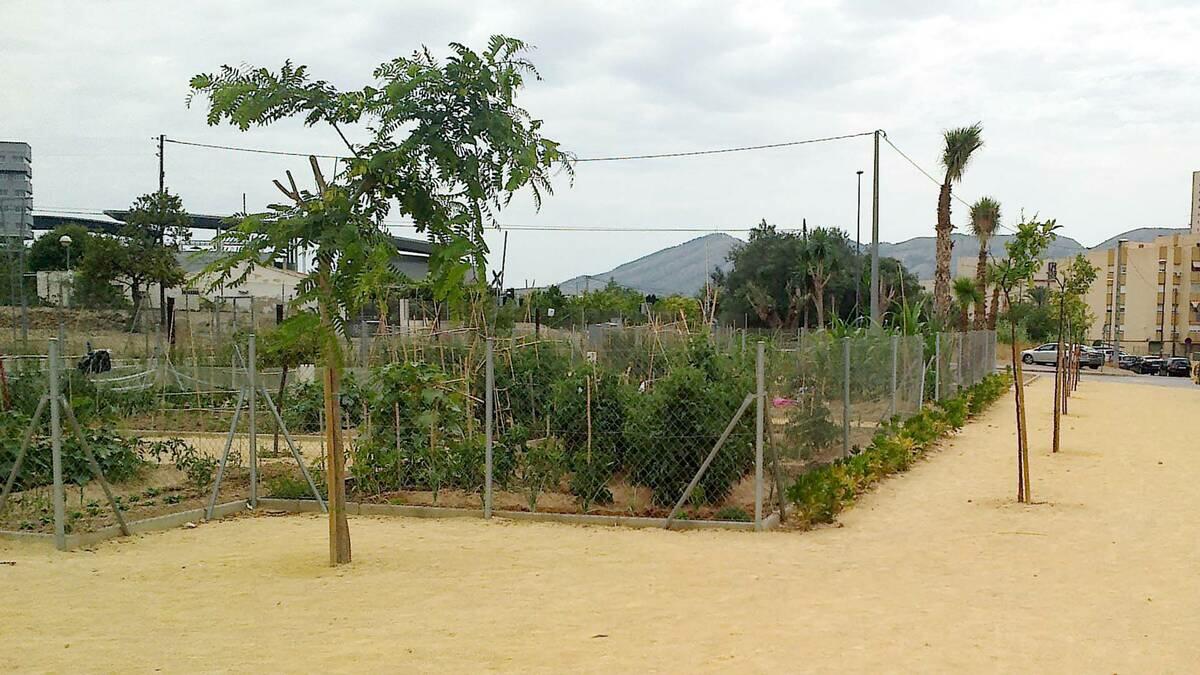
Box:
2, 327, 996, 535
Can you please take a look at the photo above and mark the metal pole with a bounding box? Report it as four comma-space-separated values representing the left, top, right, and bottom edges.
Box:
754, 341, 765, 530
856, 169, 863, 315
870, 130, 881, 326
49, 338, 67, 550
957, 334, 964, 393
248, 334, 258, 507
842, 337, 851, 457
484, 337, 495, 519
934, 333, 941, 401
890, 334, 899, 415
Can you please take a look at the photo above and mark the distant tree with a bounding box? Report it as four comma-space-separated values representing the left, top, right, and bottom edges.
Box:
28, 224, 91, 271
952, 276, 983, 332
969, 196, 1001, 328
188, 35, 569, 565
934, 123, 984, 320
77, 234, 182, 322
124, 190, 192, 326
802, 227, 849, 328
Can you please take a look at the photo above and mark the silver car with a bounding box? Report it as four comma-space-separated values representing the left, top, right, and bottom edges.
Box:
1021, 343, 1065, 366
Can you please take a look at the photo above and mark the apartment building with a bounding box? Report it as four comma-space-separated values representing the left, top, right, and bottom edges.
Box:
1040, 172, 1200, 356
0, 141, 33, 240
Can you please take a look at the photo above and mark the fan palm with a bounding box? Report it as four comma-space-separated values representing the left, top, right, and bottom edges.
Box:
934, 123, 984, 321
969, 196, 1001, 329
952, 276, 983, 332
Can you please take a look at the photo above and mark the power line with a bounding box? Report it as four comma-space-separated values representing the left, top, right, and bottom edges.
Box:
573, 131, 875, 162
163, 130, 875, 164
163, 137, 345, 160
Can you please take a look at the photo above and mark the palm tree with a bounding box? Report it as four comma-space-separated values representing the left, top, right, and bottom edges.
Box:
953, 277, 983, 332
934, 123, 985, 321
802, 227, 846, 328
969, 197, 1001, 329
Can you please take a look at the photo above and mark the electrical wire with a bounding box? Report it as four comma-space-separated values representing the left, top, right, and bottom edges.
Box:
881, 134, 1017, 234
163, 131, 876, 163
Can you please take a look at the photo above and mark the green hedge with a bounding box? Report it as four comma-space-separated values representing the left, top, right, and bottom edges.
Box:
786, 372, 1011, 528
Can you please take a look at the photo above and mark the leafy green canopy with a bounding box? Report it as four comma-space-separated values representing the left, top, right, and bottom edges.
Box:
187, 35, 572, 348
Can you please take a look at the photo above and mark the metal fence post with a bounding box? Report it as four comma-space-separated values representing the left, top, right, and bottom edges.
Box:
248, 333, 258, 508
934, 333, 941, 401
957, 334, 964, 392
890, 334, 898, 415
754, 341, 764, 531
49, 338, 67, 550
842, 337, 851, 457
484, 337, 495, 519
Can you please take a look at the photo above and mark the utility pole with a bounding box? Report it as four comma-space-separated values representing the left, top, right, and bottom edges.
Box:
870, 130, 882, 326
157, 134, 167, 329
856, 169, 863, 315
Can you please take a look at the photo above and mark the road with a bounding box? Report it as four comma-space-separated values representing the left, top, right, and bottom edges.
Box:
1019, 363, 1199, 388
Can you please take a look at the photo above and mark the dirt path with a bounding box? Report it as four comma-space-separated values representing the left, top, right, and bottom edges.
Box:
3, 376, 1198, 672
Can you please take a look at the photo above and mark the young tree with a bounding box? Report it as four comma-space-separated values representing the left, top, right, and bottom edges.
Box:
968, 197, 1001, 328
1050, 254, 1098, 452
990, 217, 1059, 503
934, 123, 984, 320
188, 35, 570, 565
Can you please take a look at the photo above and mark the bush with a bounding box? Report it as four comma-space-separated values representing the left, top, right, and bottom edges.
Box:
0, 410, 147, 492
786, 373, 1010, 528
624, 362, 753, 507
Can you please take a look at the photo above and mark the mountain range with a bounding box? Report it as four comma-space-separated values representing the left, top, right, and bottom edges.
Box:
555, 227, 1189, 297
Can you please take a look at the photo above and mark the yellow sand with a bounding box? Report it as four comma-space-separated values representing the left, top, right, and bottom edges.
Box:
3, 376, 1199, 672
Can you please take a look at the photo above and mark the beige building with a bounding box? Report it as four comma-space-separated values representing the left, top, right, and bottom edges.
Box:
1041, 230, 1200, 357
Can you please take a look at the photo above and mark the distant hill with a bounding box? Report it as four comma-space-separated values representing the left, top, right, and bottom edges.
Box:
553, 225, 1192, 295
879, 233, 1086, 281
558, 233, 738, 296
1090, 227, 1188, 250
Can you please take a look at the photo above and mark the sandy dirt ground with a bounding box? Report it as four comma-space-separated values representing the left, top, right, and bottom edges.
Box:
3, 375, 1199, 672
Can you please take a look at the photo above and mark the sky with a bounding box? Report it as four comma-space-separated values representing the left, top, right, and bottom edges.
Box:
4, 0, 1199, 286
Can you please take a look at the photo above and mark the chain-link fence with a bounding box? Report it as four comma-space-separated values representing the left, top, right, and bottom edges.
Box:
2, 327, 997, 543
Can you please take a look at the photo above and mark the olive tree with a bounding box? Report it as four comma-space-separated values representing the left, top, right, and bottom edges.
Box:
188, 35, 570, 564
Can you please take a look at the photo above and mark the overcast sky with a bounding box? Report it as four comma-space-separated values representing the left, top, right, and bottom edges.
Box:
4, 0, 1199, 286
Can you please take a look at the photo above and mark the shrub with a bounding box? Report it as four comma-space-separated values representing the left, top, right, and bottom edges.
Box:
786, 373, 1009, 528
513, 436, 565, 511
624, 363, 753, 507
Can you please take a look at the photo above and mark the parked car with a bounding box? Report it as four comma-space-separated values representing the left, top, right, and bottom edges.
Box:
1136, 357, 1167, 375
1118, 354, 1142, 371
1166, 358, 1192, 377
1020, 343, 1060, 365
1078, 346, 1103, 369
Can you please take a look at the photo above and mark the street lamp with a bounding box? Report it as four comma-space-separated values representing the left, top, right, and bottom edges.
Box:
855, 170, 864, 315
59, 234, 73, 308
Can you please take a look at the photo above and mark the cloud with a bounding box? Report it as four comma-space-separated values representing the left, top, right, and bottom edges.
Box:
3, 0, 1199, 286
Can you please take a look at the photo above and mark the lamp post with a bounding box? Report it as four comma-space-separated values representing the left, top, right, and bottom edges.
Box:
856, 169, 864, 316
58, 234, 72, 352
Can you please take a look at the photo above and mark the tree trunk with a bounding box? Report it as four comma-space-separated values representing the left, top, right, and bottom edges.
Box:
934, 180, 955, 321
1010, 321, 1027, 503
960, 305, 969, 332
974, 243, 989, 329
812, 278, 826, 328
988, 285, 1001, 329
317, 262, 350, 565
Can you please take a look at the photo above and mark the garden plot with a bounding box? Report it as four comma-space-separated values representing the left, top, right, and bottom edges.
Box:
4, 378, 1198, 671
